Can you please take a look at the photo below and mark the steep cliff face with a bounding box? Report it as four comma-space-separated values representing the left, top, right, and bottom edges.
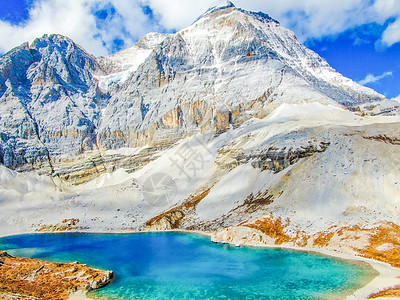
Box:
95, 3, 389, 151
0, 3, 395, 173
0, 34, 106, 171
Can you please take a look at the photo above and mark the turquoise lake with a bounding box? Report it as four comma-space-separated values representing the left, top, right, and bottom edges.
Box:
0, 232, 376, 299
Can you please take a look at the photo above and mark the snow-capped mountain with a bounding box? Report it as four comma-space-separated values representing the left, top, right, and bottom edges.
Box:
0, 2, 393, 172
1, 3, 400, 280
0, 34, 104, 171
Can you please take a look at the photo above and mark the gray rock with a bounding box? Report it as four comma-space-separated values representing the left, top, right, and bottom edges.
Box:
0, 4, 393, 173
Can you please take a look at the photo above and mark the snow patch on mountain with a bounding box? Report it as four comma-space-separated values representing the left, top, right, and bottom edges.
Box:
96, 32, 168, 90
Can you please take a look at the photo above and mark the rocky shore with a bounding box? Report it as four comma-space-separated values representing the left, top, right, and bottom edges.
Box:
0, 251, 113, 300
210, 224, 400, 300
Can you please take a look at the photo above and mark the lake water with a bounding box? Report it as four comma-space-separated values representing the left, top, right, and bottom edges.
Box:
0, 232, 376, 299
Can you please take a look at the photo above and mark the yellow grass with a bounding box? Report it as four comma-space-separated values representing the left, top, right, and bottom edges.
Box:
244, 215, 291, 245
0, 251, 111, 300
359, 222, 400, 268
368, 286, 400, 298
145, 188, 212, 229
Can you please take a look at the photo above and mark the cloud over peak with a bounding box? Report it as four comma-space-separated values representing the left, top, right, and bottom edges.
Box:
358, 71, 393, 86
1, 0, 400, 57
0, 0, 166, 56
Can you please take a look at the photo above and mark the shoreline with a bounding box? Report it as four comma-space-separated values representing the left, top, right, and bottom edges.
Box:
210, 239, 400, 300
164, 229, 400, 300
1, 229, 400, 300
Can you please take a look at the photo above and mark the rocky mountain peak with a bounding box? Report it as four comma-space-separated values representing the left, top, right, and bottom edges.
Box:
0, 2, 395, 173
31, 34, 78, 50
1, 33, 104, 95
193, 1, 278, 27
193, 0, 236, 23
206, 0, 236, 12
30, 34, 104, 78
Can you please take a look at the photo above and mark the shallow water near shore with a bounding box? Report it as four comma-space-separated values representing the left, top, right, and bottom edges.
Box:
0, 232, 377, 299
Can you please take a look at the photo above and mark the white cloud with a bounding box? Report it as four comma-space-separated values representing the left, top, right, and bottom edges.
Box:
358, 71, 393, 85
232, 0, 375, 41
141, 0, 388, 42
142, 0, 400, 48
381, 19, 400, 47
1, 0, 400, 56
0, 0, 101, 55
373, 0, 400, 19
391, 94, 400, 102
0, 0, 155, 56
373, 0, 400, 47
141, 0, 214, 29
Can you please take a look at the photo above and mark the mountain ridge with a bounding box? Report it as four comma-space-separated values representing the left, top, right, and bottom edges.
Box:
0, 3, 398, 174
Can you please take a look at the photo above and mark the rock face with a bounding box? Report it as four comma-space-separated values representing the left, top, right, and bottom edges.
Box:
0, 34, 105, 171
0, 2, 395, 173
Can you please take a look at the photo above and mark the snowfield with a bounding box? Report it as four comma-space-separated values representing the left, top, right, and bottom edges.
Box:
1, 102, 399, 238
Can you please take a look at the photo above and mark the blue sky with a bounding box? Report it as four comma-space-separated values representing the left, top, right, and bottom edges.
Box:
306, 22, 400, 99
0, 0, 399, 99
